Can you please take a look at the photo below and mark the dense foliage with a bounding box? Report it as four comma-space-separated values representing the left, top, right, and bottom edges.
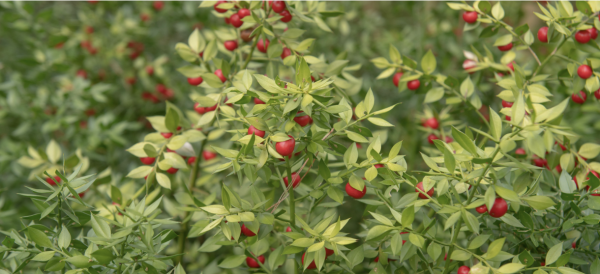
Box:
1, 1, 600, 274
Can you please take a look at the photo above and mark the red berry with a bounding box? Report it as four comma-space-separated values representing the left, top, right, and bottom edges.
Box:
463, 60, 476, 73
555, 141, 567, 151
445, 136, 453, 143
230, 13, 243, 28
214, 0, 228, 13
140, 13, 150, 22
325, 248, 334, 257
407, 80, 420, 90
275, 135, 295, 157
285, 226, 292, 232
248, 125, 266, 138
238, 8, 251, 19
194, 103, 207, 114
392, 72, 403, 87
577, 64, 593, 79
502, 100, 514, 108
187, 76, 203, 86
572, 241, 576, 249
311, 75, 316, 82
76, 70, 87, 79
575, 30, 591, 44
423, 117, 439, 129
571, 91, 587, 104
246, 255, 265, 268
427, 134, 438, 145
462, 11, 478, 24
497, 43, 513, 51
507, 62, 515, 71
281, 48, 292, 59
595, 89, 600, 100
458, 266, 470, 274
280, 10, 292, 23
187, 157, 196, 165
214, 69, 226, 83
45, 176, 62, 186
533, 158, 547, 167
489, 197, 508, 218
515, 148, 526, 156
257, 39, 270, 53
254, 98, 265, 104
588, 27, 598, 39
126, 77, 136, 85
345, 182, 367, 199
294, 114, 312, 127
146, 66, 154, 75
538, 26, 549, 42
301, 253, 316, 269
85, 26, 94, 34
203, 151, 217, 161
224, 40, 238, 51
140, 157, 156, 165
415, 182, 434, 199
271, 1, 286, 13
541, 262, 546, 266
241, 224, 257, 236
153, 1, 164, 11
475, 204, 488, 214
284, 172, 301, 189
166, 167, 178, 174
374, 164, 384, 168
505, 115, 511, 121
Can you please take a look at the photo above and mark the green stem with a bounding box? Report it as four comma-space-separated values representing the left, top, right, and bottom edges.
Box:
116, 238, 127, 274
285, 157, 295, 227
242, 34, 259, 70
532, 38, 567, 77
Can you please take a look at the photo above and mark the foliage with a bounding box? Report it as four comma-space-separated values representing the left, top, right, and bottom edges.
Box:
1, 1, 600, 274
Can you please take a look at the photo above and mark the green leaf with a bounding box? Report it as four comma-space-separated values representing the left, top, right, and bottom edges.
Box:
420, 50, 436, 74
424, 87, 444, 103
28, 227, 53, 248
486, 237, 505, 259
366, 225, 393, 241
408, 233, 425, 248
578, 143, 600, 159
401, 206, 415, 228
522, 196, 556, 210
451, 127, 478, 156
58, 226, 71, 249
495, 186, 520, 202
32, 251, 55, 262
468, 235, 490, 249
489, 107, 502, 141
347, 245, 364, 268
369, 212, 393, 226
165, 107, 180, 133
546, 242, 562, 265
498, 263, 525, 274
492, 2, 505, 20
367, 117, 393, 127
46, 140, 61, 164
218, 255, 247, 269
92, 248, 116, 265
460, 77, 474, 97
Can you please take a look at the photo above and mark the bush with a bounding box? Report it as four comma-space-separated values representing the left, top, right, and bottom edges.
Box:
1, 1, 600, 274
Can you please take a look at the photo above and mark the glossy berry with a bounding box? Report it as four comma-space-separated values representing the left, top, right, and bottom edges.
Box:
577, 64, 593, 79
533, 158, 547, 168
507, 62, 515, 71
538, 26, 549, 42
194, 103, 206, 114
301, 253, 317, 269
281, 48, 292, 59
126, 77, 136, 85
462, 11, 478, 24
502, 100, 513, 108
540, 262, 546, 266
187, 76, 203, 86
294, 113, 312, 127
140, 157, 155, 165
153, 1, 164, 11
187, 157, 196, 165
407, 80, 420, 90
285, 226, 292, 232
241, 224, 257, 236
275, 135, 295, 157
575, 30, 591, 44
489, 197, 508, 218
146, 66, 154, 75
458, 266, 470, 274
248, 125, 266, 138
571, 91, 587, 104
254, 98, 265, 104
214, 69, 226, 83
161, 132, 173, 139
427, 134, 439, 144
325, 248, 334, 257
415, 182, 434, 199
374, 164, 384, 168
203, 151, 217, 161
595, 89, 600, 100
463, 60, 476, 72
392, 72, 403, 87
85, 26, 94, 34
214, 0, 228, 13
423, 117, 439, 129
45, 176, 62, 186
224, 40, 238, 51
475, 204, 488, 214
345, 182, 367, 199
572, 241, 576, 249
280, 10, 292, 22
588, 27, 598, 39
515, 148, 526, 156
230, 14, 243, 28
246, 255, 265, 268
445, 136, 453, 143
257, 39, 270, 53
76, 70, 87, 79
238, 8, 251, 19
497, 43, 513, 51
271, 1, 286, 13
284, 172, 301, 189
166, 167, 178, 174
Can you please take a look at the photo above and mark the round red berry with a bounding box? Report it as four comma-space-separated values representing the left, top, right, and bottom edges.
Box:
161, 132, 173, 138
214, 69, 226, 83
214, 0, 228, 13
538, 26, 549, 42
294, 114, 312, 127
187, 76, 203, 86
140, 157, 156, 165
577, 64, 593, 79
166, 167, 178, 174
187, 157, 196, 165
502, 100, 513, 108
415, 182, 434, 199
345, 182, 367, 199
153, 1, 164, 11
275, 135, 295, 157
489, 197, 508, 218
257, 39, 270, 53
254, 98, 265, 104
463, 60, 476, 72
407, 79, 420, 90
271, 1, 286, 13
194, 103, 207, 114
241, 224, 257, 236
458, 266, 471, 274
280, 10, 292, 22
238, 8, 251, 19
230, 13, 243, 28
285, 226, 292, 232
571, 91, 587, 104
588, 27, 598, 39
392, 72, 403, 87
281, 48, 292, 59
45, 176, 62, 186
248, 125, 265, 138
224, 40, 238, 51
423, 117, 439, 129
595, 89, 600, 100
246, 255, 265, 268
284, 172, 301, 189
203, 151, 217, 161
507, 62, 515, 71
475, 204, 488, 214
497, 43, 513, 51
427, 134, 438, 144
515, 148, 526, 156
575, 30, 591, 44
462, 11, 478, 24
301, 253, 316, 269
